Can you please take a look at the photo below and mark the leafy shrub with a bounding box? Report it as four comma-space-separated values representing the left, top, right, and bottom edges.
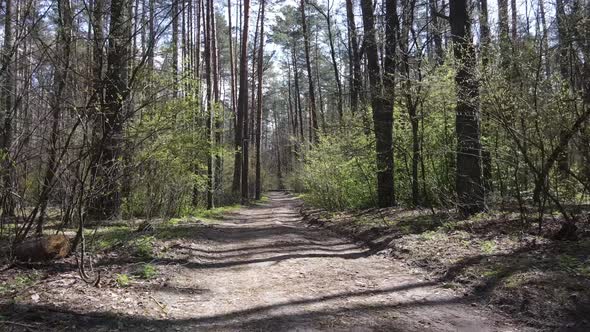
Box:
132, 235, 155, 259
137, 263, 158, 279
123, 95, 210, 219
115, 274, 131, 287
480, 240, 496, 254
300, 125, 377, 210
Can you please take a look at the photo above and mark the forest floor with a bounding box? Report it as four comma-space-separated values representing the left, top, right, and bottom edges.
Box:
0, 191, 569, 331
302, 200, 590, 331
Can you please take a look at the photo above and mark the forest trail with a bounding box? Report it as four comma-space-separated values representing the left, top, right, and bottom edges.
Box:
3, 192, 534, 331
124, 191, 529, 331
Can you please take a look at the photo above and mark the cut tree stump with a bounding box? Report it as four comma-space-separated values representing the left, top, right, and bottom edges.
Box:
14, 235, 71, 262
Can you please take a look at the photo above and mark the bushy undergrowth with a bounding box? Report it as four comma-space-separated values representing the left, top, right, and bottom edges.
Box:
296, 125, 377, 210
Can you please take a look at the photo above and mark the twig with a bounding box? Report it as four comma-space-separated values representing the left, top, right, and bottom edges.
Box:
0, 320, 38, 329
0, 262, 15, 272
149, 295, 168, 315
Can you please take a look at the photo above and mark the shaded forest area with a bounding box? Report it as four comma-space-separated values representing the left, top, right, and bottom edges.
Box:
0, 0, 589, 330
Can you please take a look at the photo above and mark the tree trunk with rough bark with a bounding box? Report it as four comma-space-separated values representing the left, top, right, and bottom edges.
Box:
450, 0, 486, 216
239, 0, 251, 203
360, 0, 395, 208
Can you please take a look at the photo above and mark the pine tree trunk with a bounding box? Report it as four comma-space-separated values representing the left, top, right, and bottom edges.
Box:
172, 0, 179, 97
238, 0, 251, 203
229, 0, 242, 195
346, 0, 361, 115
255, 0, 265, 201
300, 0, 319, 143
292, 47, 304, 143
204, 0, 214, 209
211, 0, 222, 205
322, 1, 343, 122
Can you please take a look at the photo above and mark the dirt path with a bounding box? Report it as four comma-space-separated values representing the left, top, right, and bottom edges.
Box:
3, 192, 534, 331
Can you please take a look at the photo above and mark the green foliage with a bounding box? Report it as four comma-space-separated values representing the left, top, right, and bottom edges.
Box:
124, 83, 210, 219
190, 204, 242, 220
90, 226, 131, 251
299, 123, 377, 210
137, 263, 158, 279
479, 41, 588, 206
482, 265, 506, 278
420, 230, 447, 241
115, 273, 131, 287
556, 253, 590, 277
480, 240, 496, 254
0, 272, 41, 295
393, 63, 457, 206
132, 235, 155, 259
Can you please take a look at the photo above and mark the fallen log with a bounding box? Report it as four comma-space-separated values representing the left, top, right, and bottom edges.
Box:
14, 235, 71, 262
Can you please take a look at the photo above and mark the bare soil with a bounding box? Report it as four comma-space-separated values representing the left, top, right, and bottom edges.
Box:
1, 192, 534, 331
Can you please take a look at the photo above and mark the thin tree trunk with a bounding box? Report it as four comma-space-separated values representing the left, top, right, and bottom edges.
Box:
345, 0, 361, 114
479, 0, 491, 66
510, 0, 518, 42
430, 0, 444, 64
250, 4, 261, 150
385, 0, 398, 205
287, 64, 297, 139
239, 0, 251, 203
36, 0, 73, 234
192, 0, 203, 205
498, 0, 510, 69
309, 0, 344, 122
272, 107, 283, 189
228, 0, 242, 195
211, 0, 222, 206
322, 1, 344, 122
292, 47, 304, 143
172, 0, 179, 96
538, 0, 550, 77
148, 0, 155, 69
314, 29, 326, 130
300, 0, 319, 143
204, 0, 214, 209
255, 0, 265, 200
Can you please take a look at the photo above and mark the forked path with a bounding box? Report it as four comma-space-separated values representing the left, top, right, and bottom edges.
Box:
142, 191, 529, 331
